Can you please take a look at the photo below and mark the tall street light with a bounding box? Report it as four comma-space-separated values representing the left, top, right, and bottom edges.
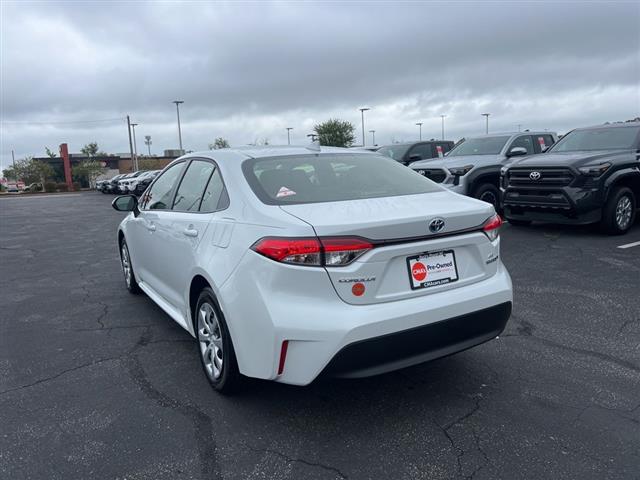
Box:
359, 107, 370, 146
416, 122, 423, 141
131, 123, 139, 170
173, 100, 184, 151
286, 127, 293, 145
481, 113, 490, 134
440, 115, 447, 140
369, 129, 376, 146
144, 135, 152, 156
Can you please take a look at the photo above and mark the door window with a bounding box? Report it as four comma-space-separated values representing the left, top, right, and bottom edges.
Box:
140, 162, 185, 210
408, 144, 433, 161
509, 135, 535, 154
535, 135, 555, 153
199, 168, 229, 212
172, 160, 216, 212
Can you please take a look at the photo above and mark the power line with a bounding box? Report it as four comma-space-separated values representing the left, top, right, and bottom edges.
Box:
1, 117, 126, 126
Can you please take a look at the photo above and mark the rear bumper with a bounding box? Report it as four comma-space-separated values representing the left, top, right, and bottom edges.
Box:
322, 302, 510, 378
219, 255, 513, 386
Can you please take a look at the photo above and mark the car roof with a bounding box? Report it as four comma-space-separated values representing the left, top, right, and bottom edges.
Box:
182, 145, 375, 162
379, 141, 453, 147
463, 131, 555, 140
573, 122, 640, 131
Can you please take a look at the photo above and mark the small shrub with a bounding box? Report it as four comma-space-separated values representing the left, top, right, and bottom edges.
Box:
56, 183, 69, 192
44, 182, 56, 193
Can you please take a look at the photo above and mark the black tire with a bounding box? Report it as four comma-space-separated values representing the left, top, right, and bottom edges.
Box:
506, 218, 532, 227
119, 238, 142, 294
601, 186, 636, 235
195, 288, 241, 394
474, 183, 501, 210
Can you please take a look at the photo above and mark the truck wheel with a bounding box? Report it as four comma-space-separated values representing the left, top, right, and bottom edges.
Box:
474, 183, 500, 210
601, 186, 636, 235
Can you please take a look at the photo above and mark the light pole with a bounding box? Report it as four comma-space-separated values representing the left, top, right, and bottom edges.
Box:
359, 107, 370, 146
516, 124, 522, 132
173, 100, 184, 151
144, 135, 152, 155
131, 123, 139, 170
369, 129, 376, 145
481, 113, 490, 134
286, 127, 293, 145
440, 115, 446, 140
415, 122, 423, 141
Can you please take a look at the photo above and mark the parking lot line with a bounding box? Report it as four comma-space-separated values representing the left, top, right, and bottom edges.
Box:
617, 240, 640, 249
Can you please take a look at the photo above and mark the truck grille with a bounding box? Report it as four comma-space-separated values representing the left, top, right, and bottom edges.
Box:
413, 167, 447, 183
507, 168, 574, 187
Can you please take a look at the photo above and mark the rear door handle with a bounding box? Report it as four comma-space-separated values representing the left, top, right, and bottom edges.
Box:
183, 228, 198, 238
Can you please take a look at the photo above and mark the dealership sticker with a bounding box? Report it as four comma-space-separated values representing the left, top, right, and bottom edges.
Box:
276, 186, 297, 198
436, 145, 444, 158
538, 137, 546, 150
407, 250, 458, 290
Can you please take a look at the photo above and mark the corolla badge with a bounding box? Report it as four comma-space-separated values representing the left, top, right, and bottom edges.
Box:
429, 217, 445, 233
529, 171, 541, 180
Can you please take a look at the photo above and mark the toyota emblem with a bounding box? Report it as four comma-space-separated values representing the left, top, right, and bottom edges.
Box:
529, 171, 541, 180
429, 218, 445, 233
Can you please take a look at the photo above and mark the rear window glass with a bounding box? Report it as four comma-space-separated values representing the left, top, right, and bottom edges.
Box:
242, 153, 441, 205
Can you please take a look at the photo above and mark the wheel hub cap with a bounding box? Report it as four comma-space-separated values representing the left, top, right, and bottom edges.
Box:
198, 303, 223, 379
121, 245, 131, 286
615, 196, 632, 230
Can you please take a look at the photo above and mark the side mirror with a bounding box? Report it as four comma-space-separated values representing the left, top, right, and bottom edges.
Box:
112, 195, 139, 216
506, 147, 528, 157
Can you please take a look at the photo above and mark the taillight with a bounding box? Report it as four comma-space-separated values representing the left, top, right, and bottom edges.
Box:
483, 214, 503, 241
251, 236, 373, 266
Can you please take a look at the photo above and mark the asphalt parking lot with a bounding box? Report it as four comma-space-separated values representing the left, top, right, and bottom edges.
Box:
1, 192, 639, 480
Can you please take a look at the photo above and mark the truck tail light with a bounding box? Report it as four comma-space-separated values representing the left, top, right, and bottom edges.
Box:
251, 237, 373, 266
483, 214, 503, 241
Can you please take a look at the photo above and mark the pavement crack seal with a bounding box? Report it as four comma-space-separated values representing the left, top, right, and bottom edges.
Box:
247, 445, 348, 479
124, 330, 221, 479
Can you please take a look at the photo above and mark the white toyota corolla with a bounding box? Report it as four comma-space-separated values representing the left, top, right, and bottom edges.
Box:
112, 145, 512, 393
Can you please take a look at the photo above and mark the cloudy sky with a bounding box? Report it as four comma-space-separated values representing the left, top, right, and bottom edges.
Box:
1, 1, 639, 170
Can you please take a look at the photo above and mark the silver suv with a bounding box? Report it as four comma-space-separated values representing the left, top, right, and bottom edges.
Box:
410, 131, 558, 209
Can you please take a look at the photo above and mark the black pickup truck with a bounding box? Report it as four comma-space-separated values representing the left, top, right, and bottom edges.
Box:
501, 122, 640, 234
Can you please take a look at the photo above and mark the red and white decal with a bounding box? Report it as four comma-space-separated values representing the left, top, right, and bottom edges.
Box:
411, 262, 428, 282
537, 137, 546, 150
276, 186, 297, 198
436, 145, 444, 158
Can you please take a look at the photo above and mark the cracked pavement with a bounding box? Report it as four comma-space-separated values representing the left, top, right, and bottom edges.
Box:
1, 192, 638, 479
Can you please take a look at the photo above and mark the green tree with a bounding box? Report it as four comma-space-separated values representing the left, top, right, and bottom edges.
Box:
313, 119, 355, 147
45, 146, 57, 158
209, 137, 230, 150
80, 142, 107, 157
2, 157, 54, 188
73, 160, 106, 188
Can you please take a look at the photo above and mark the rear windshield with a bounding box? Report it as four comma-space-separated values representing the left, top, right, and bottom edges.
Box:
448, 136, 510, 156
242, 153, 441, 205
549, 126, 640, 152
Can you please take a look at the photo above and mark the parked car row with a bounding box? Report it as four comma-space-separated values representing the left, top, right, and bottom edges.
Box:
405, 122, 639, 235
97, 170, 161, 195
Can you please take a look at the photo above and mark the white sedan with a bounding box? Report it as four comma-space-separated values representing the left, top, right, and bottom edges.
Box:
112, 146, 512, 393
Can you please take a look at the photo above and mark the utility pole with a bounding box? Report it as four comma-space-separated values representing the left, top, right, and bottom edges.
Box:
517, 124, 522, 132
286, 127, 293, 145
481, 113, 490, 134
359, 107, 370, 146
144, 135, 152, 155
369, 129, 376, 145
126, 116, 135, 171
440, 115, 446, 140
131, 123, 139, 171
416, 122, 423, 141
11, 149, 15, 169
173, 100, 184, 151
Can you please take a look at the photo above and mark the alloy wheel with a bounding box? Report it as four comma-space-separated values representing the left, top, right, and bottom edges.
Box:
198, 302, 224, 380
480, 191, 498, 208
121, 243, 132, 288
615, 195, 632, 230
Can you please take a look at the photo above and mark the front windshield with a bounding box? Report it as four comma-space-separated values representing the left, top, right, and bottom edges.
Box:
448, 136, 511, 156
377, 144, 411, 160
550, 126, 640, 152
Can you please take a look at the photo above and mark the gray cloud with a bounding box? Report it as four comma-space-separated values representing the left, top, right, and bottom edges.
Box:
1, 1, 639, 169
